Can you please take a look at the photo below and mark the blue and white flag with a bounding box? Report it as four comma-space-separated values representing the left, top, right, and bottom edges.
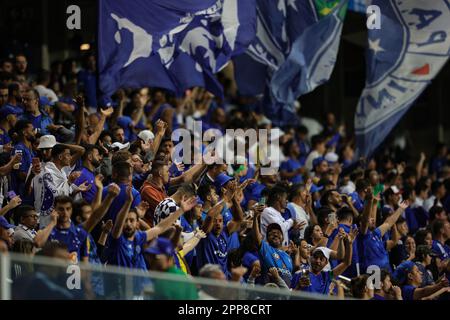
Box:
98, 0, 256, 99
355, 0, 450, 158
233, 0, 348, 126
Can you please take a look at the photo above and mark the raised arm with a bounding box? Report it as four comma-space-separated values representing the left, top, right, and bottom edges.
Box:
200, 199, 225, 234
34, 210, 57, 248
360, 188, 374, 235
252, 204, 265, 247
182, 229, 206, 255
74, 95, 86, 145
146, 196, 197, 241
413, 276, 449, 300
226, 192, 245, 234
111, 186, 133, 239
83, 183, 120, 233
332, 228, 357, 277
60, 143, 85, 167
378, 200, 409, 237
88, 107, 113, 145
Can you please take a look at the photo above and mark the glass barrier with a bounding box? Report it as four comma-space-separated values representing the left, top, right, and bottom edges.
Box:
0, 253, 335, 300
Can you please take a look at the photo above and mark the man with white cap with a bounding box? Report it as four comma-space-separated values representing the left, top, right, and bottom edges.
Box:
291, 229, 356, 294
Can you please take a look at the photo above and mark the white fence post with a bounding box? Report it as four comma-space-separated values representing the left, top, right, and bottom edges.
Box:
0, 253, 11, 300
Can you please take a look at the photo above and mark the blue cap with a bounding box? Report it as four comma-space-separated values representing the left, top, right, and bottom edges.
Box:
312, 156, 326, 171
196, 196, 204, 206
0, 216, 15, 230
144, 237, 174, 256
310, 184, 323, 193
0, 105, 20, 118
215, 173, 234, 189
98, 96, 118, 108
39, 96, 55, 107
393, 261, 415, 285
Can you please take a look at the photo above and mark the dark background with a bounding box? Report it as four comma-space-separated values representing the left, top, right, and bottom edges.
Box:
0, 0, 448, 157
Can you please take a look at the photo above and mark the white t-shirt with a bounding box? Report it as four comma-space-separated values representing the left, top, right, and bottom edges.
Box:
287, 202, 310, 239
260, 206, 294, 247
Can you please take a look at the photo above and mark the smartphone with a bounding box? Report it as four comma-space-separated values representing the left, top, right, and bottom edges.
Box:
6, 190, 17, 201
259, 196, 266, 206
328, 213, 337, 224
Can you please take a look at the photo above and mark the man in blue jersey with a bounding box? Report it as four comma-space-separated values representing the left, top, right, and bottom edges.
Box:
196, 183, 244, 279
73, 145, 102, 204
104, 186, 197, 270
49, 195, 89, 264
360, 189, 410, 273
252, 202, 294, 287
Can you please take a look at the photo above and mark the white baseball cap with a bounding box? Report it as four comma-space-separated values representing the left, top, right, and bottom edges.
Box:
38, 135, 57, 149
138, 130, 155, 144
325, 152, 339, 163
111, 142, 130, 151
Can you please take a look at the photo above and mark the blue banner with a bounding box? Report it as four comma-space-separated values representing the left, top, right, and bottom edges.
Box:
355, 0, 450, 158
98, 0, 256, 100
233, 0, 348, 127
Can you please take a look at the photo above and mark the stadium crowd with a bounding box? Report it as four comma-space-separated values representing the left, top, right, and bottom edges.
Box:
0, 53, 449, 300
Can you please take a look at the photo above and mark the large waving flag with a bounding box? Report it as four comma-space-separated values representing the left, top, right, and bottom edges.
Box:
233, 0, 348, 126
98, 0, 256, 100
355, 0, 450, 158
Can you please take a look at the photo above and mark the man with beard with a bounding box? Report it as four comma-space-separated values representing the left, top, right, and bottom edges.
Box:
252, 203, 293, 287
74, 145, 103, 203
371, 269, 403, 300
104, 186, 197, 270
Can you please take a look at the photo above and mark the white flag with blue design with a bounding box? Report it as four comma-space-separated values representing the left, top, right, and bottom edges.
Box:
355, 0, 450, 158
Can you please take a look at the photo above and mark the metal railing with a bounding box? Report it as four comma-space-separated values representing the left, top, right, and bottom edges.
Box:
0, 252, 333, 300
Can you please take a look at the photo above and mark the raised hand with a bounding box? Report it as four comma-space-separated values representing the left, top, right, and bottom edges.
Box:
250, 263, 261, 278
100, 107, 114, 117
75, 94, 85, 107
155, 119, 168, 133
8, 195, 22, 209
107, 183, 121, 197
78, 181, 92, 192
269, 267, 281, 280
50, 210, 58, 225
293, 220, 307, 231
101, 219, 113, 233
125, 186, 134, 202
399, 200, 410, 210
305, 178, 313, 193
68, 171, 82, 184
94, 174, 104, 189
180, 195, 197, 212
194, 228, 207, 239
347, 226, 359, 243
135, 201, 150, 218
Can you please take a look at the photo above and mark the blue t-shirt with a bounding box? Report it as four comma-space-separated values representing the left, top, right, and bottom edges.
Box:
74, 167, 97, 204
327, 223, 360, 278
4, 103, 23, 115
49, 223, 89, 262
258, 240, 293, 287
349, 192, 364, 213
21, 112, 53, 136
196, 230, 231, 279
221, 207, 240, 252
402, 284, 416, 300
104, 231, 148, 270
180, 216, 200, 267
432, 240, 450, 261
371, 294, 386, 300
0, 126, 11, 145
102, 183, 141, 223
12, 142, 36, 199
361, 228, 391, 272
280, 158, 303, 184
132, 172, 149, 191
242, 251, 261, 282
291, 270, 333, 295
